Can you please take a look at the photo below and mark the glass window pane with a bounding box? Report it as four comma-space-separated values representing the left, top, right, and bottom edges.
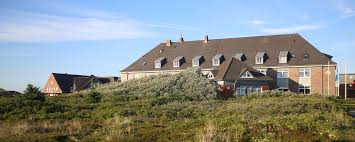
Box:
305, 69, 310, 77
299, 70, 304, 78
284, 72, 288, 78
305, 89, 310, 94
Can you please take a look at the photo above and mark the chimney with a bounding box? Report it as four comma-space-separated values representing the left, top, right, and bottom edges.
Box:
204, 35, 209, 43
179, 34, 184, 43
166, 40, 172, 46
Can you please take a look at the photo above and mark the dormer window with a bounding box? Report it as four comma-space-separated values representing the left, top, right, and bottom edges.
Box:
255, 52, 266, 64
173, 56, 184, 67
192, 56, 203, 67
155, 57, 166, 68
212, 54, 224, 66
241, 71, 254, 78
303, 53, 310, 59
279, 51, 289, 64
234, 53, 246, 61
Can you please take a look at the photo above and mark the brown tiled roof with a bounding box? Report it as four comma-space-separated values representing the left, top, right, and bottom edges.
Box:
214, 58, 272, 82
121, 34, 335, 72
75, 76, 119, 91
52, 73, 119, 93
52, 73, 90, 93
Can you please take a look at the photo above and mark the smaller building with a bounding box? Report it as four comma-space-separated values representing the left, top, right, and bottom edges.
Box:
43, 73, 120, 96
213, 58, 272, 96
0, 88, 21, 96
339, 74, 355, 98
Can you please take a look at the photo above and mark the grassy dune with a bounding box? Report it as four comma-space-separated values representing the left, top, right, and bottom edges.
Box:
0, 68, 354, 141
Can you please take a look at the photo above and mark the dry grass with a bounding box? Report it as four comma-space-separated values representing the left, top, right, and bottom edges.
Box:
196, 121, 217, 142
102, 116, 132, 141
0, 119, 102, 141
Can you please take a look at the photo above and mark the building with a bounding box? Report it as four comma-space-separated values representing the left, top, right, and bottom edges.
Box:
43, 73, 120, 96
0, 88, 21, 96
339, 74, 355, 98
120, 34, 336, 96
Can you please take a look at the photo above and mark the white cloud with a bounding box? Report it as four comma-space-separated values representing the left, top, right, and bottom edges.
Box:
0, 9, 157, 42
336, 0, 355, 18
249, 20, 266, 25
262, 24, 322, 34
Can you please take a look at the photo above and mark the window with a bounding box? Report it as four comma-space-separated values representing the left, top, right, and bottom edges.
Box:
277, 69, 288, 78
193, 59, 200, 66
241, 71, 253, 78
236, 86, 247, 96
207, 74, 213, 79
299, 86, 311, 94
256, 57, 263, 64
154, 57, 166, 68
303, 53, 310, 59
277, 69, 288, 88
212, 54, 223, 66
173, 56, 184, 67
213, 59, 220, 66
299, 68, 311, 93
279, 56, 287, 63
299, 68, 311, 78
236, 86, 262, 96
173, 60, 180, 67
234, 53, 245, 61
155, 62, 161, 68
279, 51, 289, 63
278, 88, 289, 92
192, 56, 203, 67
257, 69, 267, 75
255, 52, 266, 64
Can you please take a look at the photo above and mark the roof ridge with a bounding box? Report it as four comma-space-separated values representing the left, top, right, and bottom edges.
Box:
52, 73, 90, 77
165, 33, 299, 43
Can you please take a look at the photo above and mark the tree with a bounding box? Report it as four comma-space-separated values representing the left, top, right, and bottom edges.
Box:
24, 84, 45, 102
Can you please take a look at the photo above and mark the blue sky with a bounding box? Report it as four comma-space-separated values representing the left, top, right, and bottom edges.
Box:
0, 0, 355, 92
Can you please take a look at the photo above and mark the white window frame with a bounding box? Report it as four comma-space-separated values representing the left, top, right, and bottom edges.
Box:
155, 62, 161, 68
279, 56, 287, 64
236, 86, 247, 96
192, 59, 200, 67
241, 71, 253, 78
277, 69, 289, 89
299, 68, 311, 78
212, 58, 220, 66
298, 86, 311, 95
255, 57, 263, 64
257, 69, 267, 75
207, 73, 214, 79
236, 86, 262, 96
277, 69, 288, 78
173, 60, 180, 67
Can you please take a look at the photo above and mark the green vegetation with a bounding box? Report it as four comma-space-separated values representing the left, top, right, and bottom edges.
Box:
0, 68, 354, 141
0, 88, 21, 96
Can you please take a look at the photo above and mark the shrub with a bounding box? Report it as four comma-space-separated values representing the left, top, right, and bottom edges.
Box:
24, 84, 45, 102
85, 91, 102, 103
82, 67, 217, 101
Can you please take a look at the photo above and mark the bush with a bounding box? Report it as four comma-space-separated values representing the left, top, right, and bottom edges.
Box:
85, 91, 102, 103
81, 67, 217, 101
24, 84, 45, 102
